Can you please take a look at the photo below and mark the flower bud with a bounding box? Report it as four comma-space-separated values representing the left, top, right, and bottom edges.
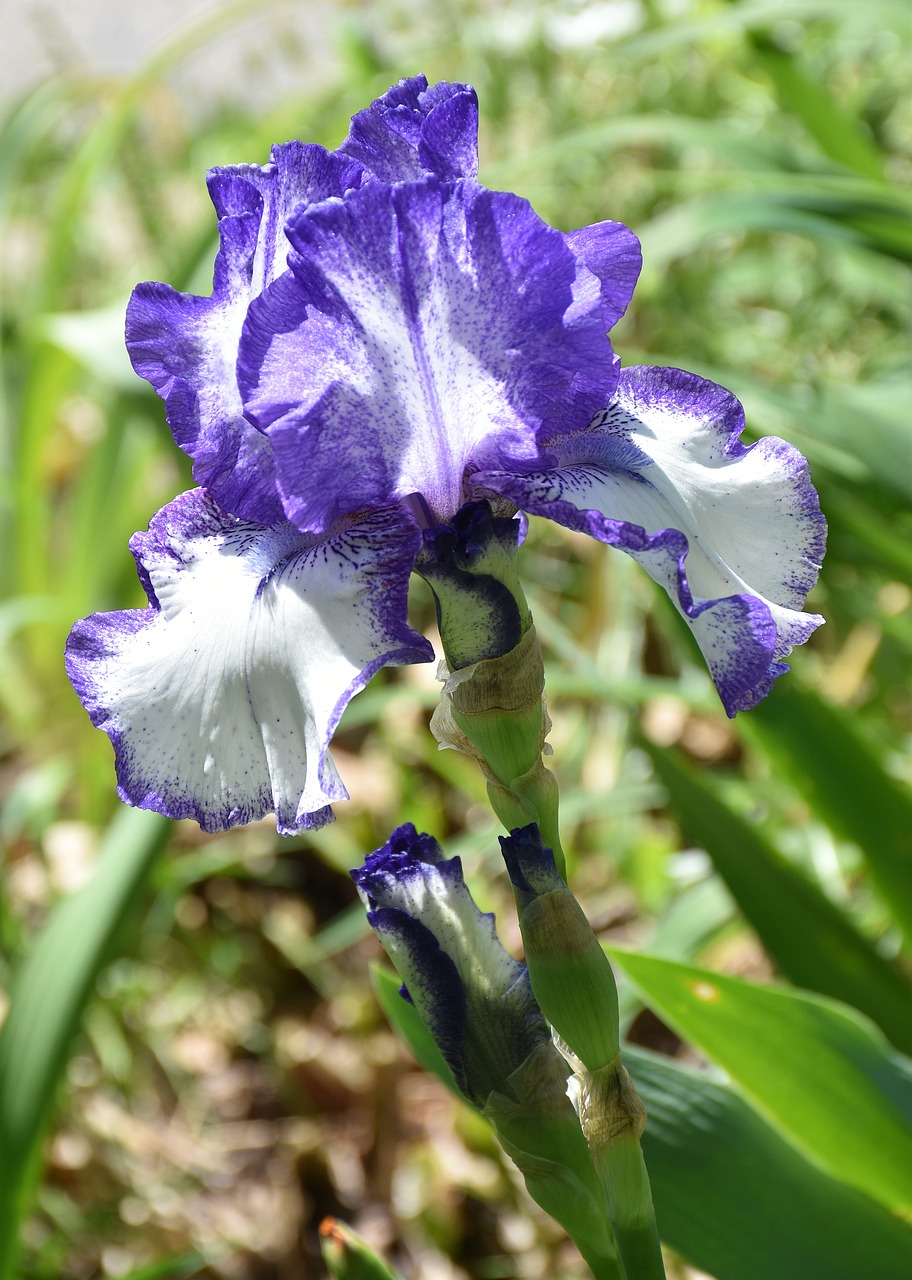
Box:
417, 502, 564, 864
415, 500, 531, 671
500, 824, 620, 1070
351, 822, 551, 1107
352, 824, 620, 1273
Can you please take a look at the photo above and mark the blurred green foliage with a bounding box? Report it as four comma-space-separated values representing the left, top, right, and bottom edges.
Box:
1, 1, 910, 1277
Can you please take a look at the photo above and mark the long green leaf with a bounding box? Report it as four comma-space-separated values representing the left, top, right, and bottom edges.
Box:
742, 681, 912, 948
611, 951, 912, 1214
748, 34, 884, 180
644, 741, 912, 1053
0, 806, 169, 1280
629, 1047, 912, 1280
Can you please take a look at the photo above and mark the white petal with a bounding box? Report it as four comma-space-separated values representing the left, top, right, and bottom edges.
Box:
66, 491, 431, 832
476, 366, 825, 714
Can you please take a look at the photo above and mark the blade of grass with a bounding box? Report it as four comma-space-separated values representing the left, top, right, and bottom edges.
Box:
0, 806, 170, 1280
747, 32, 884, 180
741, 681, 912, 949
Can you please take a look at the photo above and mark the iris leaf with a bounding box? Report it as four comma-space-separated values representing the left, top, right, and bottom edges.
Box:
629, 1046, 912, 1280
611, 950, 912, 1214
643, 740, 912, 1054
0, 807, 169, 1280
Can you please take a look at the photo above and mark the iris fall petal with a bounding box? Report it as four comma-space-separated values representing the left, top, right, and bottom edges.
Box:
65, 490, 432, 832
476, 365, 825, 714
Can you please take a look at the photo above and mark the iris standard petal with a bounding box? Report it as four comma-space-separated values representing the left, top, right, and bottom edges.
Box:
125, 144, 364, 524
476, 365, 825, 715
65, 491, 432, 834
238, 178, 620, 533
338, 74, 479, 182
563, 221, 642, 334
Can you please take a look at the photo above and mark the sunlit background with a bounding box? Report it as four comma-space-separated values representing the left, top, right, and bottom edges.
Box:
1, 1, 910, 1277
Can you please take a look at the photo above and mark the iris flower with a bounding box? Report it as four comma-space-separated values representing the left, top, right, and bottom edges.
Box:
66, 76, 825, 834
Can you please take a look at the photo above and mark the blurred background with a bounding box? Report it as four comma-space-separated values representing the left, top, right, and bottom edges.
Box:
1, 1, 910, 1277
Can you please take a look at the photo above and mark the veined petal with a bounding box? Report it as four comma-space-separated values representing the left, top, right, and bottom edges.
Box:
353, 825, 524, 1000
125, 144, 363, 524
65, 491, 432, 834
564, 221, 642, 333
476, 366, 825, 715
338, 74, 479, 182
238, 179, 620, 532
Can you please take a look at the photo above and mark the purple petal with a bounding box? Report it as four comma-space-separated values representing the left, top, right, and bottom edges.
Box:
65, 490, 432, 834
338, 74, 479, 182
476, 365, 826, 715
125, 144, 364, 524
367, 904, 469, 1090
238, 179, 620, 532
564, 221, 642, 331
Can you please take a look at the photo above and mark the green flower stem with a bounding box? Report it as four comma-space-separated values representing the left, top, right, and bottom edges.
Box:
592, 1137, 666, 1280
485, 1044, 626, 1280
489, 1106, 626, 1280
502, 830, 666, 1279
431, 626, 566, 875
577, 1058, 666, 1280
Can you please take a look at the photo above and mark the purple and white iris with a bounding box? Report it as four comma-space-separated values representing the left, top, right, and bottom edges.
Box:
66, 75, 825, 835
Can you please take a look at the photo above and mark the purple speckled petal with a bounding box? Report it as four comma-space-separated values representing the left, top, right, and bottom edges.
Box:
338, 74, 478, 182
238, 179, 620, 532
564, 220, 642, 333
65, 491, 431, 834
125, 144, 364, 524
476, 365, 826, 715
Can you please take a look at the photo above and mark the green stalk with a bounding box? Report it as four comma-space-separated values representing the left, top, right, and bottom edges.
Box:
501, 829, 667, 1279
571, 1056, 666, 1280
590, 1117, 666, 1280
486, 1072, 626, 1280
